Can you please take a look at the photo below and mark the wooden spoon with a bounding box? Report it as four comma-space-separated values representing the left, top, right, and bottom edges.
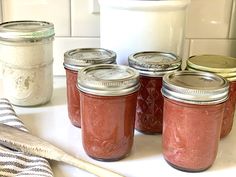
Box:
0, 123, 124, 177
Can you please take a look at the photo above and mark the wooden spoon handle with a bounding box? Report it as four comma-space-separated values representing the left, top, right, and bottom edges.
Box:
0, 124, 125, 177
61, 154, 124, 177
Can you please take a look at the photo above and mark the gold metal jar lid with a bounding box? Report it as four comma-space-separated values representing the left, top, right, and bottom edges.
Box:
187, 55, 236, 80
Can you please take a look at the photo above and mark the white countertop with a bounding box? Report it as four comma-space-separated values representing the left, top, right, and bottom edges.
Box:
1, 76, 236, 177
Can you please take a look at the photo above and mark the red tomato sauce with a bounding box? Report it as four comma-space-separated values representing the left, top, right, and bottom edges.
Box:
135, 75, 163, 134
80, 92, 138, 161
221, 80, 236, 138
65, 68, 81, 127
162, 97, 225, 171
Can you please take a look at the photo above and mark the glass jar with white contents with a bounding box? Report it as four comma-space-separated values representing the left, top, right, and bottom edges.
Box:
0, 21, 54, 106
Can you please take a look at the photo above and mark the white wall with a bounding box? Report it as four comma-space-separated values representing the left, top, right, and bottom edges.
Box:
0, 0, 236, 75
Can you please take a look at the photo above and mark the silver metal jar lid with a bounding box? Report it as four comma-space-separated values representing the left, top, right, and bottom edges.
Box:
77, 64, 140, 96
0, 20, 55, 42
161, 71, 229, 105
128, 51, 181, 77
64, 48, 116, 71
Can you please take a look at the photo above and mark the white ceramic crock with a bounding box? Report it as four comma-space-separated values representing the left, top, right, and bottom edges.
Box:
99, 0, 190, 65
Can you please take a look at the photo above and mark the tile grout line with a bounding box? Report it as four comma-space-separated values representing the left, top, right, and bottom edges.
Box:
227, 0, 235, 39
69, 0, 72, 37
0, 0, 3, 22
185, 37, 236, 40
187, 38, 191, 59
55, 36, 100, 39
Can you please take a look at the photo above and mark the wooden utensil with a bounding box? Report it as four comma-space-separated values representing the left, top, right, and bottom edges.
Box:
0, 123, 124, 177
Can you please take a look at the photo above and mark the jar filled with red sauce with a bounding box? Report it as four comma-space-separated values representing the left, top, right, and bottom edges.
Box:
77, 64, 140, 161
128, 51, 181, 134
161, 71, 229, 172
187, 55, 236, 138
63, 48, 116, 127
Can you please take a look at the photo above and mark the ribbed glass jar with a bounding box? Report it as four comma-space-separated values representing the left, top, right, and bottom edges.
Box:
0, 21, 54, 106
128, 51, 181, 134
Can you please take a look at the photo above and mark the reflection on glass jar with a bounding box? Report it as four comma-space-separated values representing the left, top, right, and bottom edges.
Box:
64, 48, 116, 127
161, 71, 229, 172
129, 51, 181, 134
77, 64, 139, 161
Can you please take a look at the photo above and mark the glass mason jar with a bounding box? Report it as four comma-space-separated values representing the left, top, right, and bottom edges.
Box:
161, 71, 229, 172
0, 21, 54, 106
128, 51, 181, 134
63, 48, 116, 127
77, 64, 139, 161
187, 55, 236, 138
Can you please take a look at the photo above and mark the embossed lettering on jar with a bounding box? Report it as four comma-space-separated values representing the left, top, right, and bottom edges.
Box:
128, 51, 181, 134
187, 55, 236, 138
64, 48, 116, 127
161, 71, 229, 172
0, 21, 55, 106
77, 64, 139, 161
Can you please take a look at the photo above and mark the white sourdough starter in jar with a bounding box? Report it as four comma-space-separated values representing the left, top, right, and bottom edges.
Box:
0, 21, 54, 106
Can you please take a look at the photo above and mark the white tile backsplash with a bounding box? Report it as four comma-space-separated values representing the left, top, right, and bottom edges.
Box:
182, 39, 190, 70
230, 0, 236, 38
53, 37, 100, 75
186, 0, 233, 38
0, 0, 236, 75
71, 0, 100, 37
89, 0, 100, 14
1, 0, 71, 36
0, 1, 2, 22
189, 39, 236, 57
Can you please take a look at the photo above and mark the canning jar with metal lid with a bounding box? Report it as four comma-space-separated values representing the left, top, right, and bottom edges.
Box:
63, 48, 116, 127
161, 71, 229, 172
77, 64, 139, 161
187, 55, 236, 138
0, 20, 54, 106
128, 51, 181, 134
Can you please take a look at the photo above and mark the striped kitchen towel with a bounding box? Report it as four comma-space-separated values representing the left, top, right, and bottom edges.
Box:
0, 98, 53, 177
